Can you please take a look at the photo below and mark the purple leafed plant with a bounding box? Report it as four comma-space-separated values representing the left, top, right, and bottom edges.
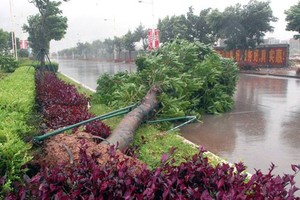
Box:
6, 145, 300, 199
35, 71, 111, 138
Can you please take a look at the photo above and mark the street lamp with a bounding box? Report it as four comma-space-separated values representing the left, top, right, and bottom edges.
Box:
9, 0, 18, 60
104, 18, 117, 62
138, 0, 159, 50
138, 0, 154, 28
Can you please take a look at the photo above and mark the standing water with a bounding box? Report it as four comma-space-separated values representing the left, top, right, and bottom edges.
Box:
181, 74, 300, 185
57, 59, 136, 90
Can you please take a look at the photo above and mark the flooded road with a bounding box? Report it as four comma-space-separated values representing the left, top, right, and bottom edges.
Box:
57, 59, 300, 184
57, 59, 136, 90
181, 74, 300, 179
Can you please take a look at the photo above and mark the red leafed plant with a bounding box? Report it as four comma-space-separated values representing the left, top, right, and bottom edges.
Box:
6, 145, 300, 199
35, 71, 111, 138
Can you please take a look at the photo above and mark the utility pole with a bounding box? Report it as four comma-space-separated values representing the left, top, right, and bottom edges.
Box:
104, 18, 117, 62
9, 0, 18, 60
138, 0, 159, 51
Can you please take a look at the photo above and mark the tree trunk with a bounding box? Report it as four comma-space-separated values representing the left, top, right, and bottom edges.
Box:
102, 85, 161, 150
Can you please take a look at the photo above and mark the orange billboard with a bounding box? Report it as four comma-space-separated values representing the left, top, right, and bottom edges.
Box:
214, 44, 289, 67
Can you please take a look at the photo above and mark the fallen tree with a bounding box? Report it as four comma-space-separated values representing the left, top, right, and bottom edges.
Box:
92, 39, 239, 150
103, 85, 162, 150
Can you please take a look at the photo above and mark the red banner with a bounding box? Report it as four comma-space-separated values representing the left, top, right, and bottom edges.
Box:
147, 29, 153, 51
19, 40, 28, 49
154, 29, 160, 49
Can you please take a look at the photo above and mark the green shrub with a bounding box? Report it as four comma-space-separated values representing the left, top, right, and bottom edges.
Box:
135, 56, 147, 72
0, 67, 35, 195
33, 62, 59, 72
0, 55, 18, 73
17, 58, 34, 67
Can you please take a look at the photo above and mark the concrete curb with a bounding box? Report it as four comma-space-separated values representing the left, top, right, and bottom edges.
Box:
240, 71, 300, 79
59, 72, 96, 92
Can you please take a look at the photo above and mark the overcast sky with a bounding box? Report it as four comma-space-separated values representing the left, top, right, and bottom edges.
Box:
1, 0, 299, 52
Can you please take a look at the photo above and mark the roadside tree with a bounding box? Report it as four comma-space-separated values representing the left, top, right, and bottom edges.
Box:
157, 15, 188, 43
208, 0, 277, 60
0, 29, 10, 54
285, 1, 300, 39
123, 30, 136, 61
133, 23, 148, 51
23, 0, 68, 67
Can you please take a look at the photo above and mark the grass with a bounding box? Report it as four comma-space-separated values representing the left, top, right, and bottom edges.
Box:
0, 71, 8, 80
17, 58, 35, 67
57, 73, 94, 97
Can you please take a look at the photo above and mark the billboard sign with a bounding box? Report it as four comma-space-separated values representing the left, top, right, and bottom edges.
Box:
214, 44, 289, 67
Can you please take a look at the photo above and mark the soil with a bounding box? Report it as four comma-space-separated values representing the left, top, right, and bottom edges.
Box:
33, 131, 145, 175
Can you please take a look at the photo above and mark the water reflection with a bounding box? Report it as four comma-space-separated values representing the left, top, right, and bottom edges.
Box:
56, 59, 136, 90
181, 74, 300, 180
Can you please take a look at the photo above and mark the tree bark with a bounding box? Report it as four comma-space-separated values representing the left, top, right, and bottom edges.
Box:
102, 85, 161, 150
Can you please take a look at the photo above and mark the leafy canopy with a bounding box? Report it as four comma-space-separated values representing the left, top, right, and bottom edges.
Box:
285, 1, 300, 39
23, 0, 68, 64
157, 7, 215, 44
208, 0, 277, 51
94, 39, 239, 119
0, 29, 10, 55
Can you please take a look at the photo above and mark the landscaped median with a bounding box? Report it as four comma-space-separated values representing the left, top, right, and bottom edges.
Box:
0, 67, 36, 195
1, 68, 299, 198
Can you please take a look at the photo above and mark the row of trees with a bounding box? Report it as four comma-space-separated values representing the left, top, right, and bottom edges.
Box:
59, 0, 278, 61
58, 27, 145, 61
21, 0, 300, 64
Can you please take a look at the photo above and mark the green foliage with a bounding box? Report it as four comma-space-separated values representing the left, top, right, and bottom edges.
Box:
134, 23, 148, 50
208, 0, 277, 51
18, 49, 29, 58
0, 55, 18, 73
17, 58, 34, 67
134, 126, 198, 169
285, 1, 300, 39
135, 55, 147, 72
158, 7, 215, 44
23, 0, 67, 64
0, 29, 10, 54
0, 67, 36, 195
94, 39, 238, 119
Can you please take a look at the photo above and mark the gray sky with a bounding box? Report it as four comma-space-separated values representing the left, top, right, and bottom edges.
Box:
1, 0, 299, 52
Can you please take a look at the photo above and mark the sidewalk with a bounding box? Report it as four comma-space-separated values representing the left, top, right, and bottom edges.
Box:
240, 66, 300, 79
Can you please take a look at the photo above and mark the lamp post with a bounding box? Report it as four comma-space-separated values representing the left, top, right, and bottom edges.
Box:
104, 18, 117, 62
9, 0, 18, 60
138, 0, 154, 27
138, 0, 159, 51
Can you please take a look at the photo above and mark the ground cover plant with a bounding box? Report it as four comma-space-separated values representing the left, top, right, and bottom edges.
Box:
0, 67, 36, 197
6, 144, 300, 199
35, 71, 111, 138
